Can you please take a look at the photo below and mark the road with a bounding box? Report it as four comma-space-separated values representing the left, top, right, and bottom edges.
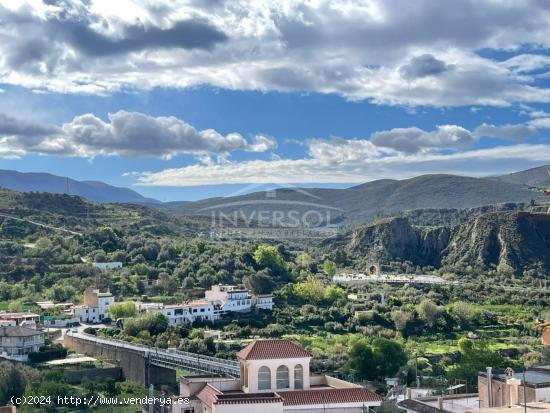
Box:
0, 212, 83, 236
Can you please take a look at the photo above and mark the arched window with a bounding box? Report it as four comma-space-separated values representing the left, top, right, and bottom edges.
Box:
258, 366, 271, 390
276, 365, 289, 389
294, 364, 303, 389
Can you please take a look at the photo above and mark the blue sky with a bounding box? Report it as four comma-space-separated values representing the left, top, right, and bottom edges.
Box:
1, 1, 550, 201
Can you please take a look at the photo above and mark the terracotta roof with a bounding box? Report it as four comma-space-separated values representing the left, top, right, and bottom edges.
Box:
237, 339, 311, 360
216, 393, 283, 405
196, 385, 221, 408
278, 388, 382, 406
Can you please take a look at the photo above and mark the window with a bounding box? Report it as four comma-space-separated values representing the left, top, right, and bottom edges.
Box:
276, 365, 289, 389
258, 366, 271, 390
294, 364, 303, 389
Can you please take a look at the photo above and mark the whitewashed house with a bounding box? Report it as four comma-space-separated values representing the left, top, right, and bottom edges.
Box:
205, 285, 274, 315
144, 300, 219, 326
71, 288, 114, 323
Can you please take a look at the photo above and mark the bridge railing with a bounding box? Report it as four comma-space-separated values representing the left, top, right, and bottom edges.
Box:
67, 331, 240, 375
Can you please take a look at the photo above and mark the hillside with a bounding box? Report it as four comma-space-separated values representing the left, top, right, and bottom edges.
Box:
327, 211, 550, 275
443, 212, 550, 274
0, 169, 159, 204
165, 174, 542, 226
495, 165, 550, 187
0, 189, 207, 240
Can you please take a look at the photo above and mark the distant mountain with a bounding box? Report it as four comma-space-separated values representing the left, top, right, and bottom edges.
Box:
0, 170, 160, 204
495, 165, 550, 187
164, 174, 542, 226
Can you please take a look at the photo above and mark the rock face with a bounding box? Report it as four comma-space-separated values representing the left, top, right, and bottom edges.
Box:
346, 217, 451, 267
338, 212, 550, 274
442, 212, 550, 273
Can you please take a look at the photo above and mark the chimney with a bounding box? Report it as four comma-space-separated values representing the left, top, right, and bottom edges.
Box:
437, 397, 444, 410
487, 367, 493, 407
406, 388, 412, 400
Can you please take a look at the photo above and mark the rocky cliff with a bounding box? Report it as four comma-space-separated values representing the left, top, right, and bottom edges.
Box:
332, 212, 550, 274
442, 212, 550, 274
343, 217, 451, 267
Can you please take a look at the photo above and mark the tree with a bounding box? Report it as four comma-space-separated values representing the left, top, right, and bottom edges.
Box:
448, 301, 475, 329
243, 271, 274, 295
0, 363, 28, 405
417, 299, 443, 328
323, 260, 337, 277
253, 245, 286, 276
373, 338, 408, 378
109, 302, 137, 319
293, 277, 326, 303
348, 337, 407, 380
348, 338, 378, 380
448, 338, 508, 390
124, 313, 168, 337
391, 309, 412, 333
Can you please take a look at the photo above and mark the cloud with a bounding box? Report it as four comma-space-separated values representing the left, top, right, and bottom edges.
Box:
47, 18, 228, 57
474, 123, 538, 140
529, 117, 550, 129
370, 125, 474, 153
399, 54, 451, 79
134, 142, 550, 186
2, 1, 550, 105
0, 111, 275, 158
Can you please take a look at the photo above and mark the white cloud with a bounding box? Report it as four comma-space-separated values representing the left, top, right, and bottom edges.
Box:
529, 117, 550, 129
0, 111, 275, 158
135, 141, 550, 186
1, 1, 550, 106
474, 123, 538, 140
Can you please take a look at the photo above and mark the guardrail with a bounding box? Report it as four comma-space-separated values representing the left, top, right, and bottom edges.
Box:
66, 331, 240, 377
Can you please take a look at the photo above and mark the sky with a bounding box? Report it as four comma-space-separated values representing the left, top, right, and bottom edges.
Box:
1, 1, 550, 201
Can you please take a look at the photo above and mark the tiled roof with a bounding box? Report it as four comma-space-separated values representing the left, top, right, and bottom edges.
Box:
278, 388, 383, 406
216, 393, 283, 405
196, 385, 221, 408
236, 339, 311, 360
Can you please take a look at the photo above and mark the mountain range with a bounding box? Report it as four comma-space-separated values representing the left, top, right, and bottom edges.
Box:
0, 170, 159, 204
0, 167, 548, 228
162, 173, 545, 226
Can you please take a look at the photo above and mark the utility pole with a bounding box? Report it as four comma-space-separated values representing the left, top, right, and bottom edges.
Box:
415, 354, 420, 388
523, 366, 527, 413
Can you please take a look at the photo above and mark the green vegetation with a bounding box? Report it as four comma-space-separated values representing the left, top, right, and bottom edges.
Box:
0, 189, 548, 402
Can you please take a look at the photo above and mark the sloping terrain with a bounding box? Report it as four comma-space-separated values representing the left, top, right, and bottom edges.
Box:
0, 169, 159, 204
165, 174, 541, 226
327, 212, 550, 275
495, 164, 550, 187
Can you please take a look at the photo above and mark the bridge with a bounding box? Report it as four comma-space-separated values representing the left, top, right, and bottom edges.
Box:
64, 331, 240, 386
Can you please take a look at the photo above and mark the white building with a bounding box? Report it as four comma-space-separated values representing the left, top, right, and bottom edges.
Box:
205, 285, 253, 315
92, 262, 123, 270
0, 326, 45, 362
253, 294, 274, 311
71, 288, 114, 323
173, 339, 382, 413
144, 300, 219, 326
205, 285, 274, 315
